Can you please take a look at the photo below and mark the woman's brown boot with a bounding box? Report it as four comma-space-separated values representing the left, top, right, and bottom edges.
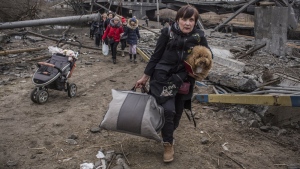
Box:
163, 142, 174, 162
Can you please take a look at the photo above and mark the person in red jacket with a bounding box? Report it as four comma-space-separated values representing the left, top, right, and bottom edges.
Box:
102, 16, 124, 64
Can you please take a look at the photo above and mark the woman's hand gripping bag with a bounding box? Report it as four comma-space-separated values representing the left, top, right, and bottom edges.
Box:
100, 89, 164, 142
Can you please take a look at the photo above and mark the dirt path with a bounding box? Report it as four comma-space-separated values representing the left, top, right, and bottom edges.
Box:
0, 28, 299, 169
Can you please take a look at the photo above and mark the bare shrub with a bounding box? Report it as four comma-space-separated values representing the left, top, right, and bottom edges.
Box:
64, 0, 86, 15
0, 0, 43, 22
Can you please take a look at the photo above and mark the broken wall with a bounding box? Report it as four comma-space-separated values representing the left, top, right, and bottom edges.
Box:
255, 6, 288, 56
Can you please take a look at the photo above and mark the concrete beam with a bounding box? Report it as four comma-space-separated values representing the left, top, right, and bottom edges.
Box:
255, 7, 288, 56
211, 46, 245, 72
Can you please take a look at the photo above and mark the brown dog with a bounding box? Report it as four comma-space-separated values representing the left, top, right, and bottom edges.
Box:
185, 45, 213, 81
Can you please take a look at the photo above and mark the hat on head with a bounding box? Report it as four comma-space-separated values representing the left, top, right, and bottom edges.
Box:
113, 16, 120, 21
130, 18, 137, 23
121, 17, 126, 23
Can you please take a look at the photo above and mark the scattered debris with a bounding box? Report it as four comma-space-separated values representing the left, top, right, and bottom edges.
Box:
80, 163, 94, 169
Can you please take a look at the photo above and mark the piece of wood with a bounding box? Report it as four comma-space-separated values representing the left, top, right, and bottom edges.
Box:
195, 94, 300, 107
237, 43, 266, 59
0, 47, 47, 56
26, 31, 101, 51
0, 55, 50, 66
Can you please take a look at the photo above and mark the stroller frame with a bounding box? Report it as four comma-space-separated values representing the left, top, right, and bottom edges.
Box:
30, 39, 81, 104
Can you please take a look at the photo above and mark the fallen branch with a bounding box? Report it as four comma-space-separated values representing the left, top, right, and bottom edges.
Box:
121, 144, 130, 166
107, 154, 116, 169
252, 130, 288, 147
220, 151, 246, 169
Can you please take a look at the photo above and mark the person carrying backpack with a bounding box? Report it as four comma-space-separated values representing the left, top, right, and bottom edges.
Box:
122, 17, 140, 63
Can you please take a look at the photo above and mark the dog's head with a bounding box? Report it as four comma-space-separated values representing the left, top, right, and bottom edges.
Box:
191, 46, 212, 69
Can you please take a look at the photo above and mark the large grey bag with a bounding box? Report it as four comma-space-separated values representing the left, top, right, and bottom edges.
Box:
100, 89, 164, 141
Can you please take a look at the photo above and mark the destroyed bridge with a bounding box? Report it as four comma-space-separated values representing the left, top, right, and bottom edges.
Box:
83, 0, 300, 20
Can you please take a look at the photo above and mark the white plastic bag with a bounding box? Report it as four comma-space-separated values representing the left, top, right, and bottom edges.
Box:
48, 46, 63, 54
102, 43, 109, 56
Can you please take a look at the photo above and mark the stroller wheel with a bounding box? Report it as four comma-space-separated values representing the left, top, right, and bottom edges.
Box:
36, 89, 49, 104
68, 83, 77, 98
30, 88, 38, 103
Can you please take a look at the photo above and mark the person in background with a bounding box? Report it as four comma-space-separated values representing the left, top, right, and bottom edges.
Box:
135, 5, 212, 163
89, 20, 96, 39
102, 16, 124, 64
161, 19, 165, 27
94, 13, 106, 47
104, 12, 114, 30
145, 17, 149, 27
122, 17, 140, 63
120, 17, 128, 57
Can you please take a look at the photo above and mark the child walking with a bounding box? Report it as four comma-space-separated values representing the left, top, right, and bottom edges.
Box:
120, 17, 128, 57
123, 17, 140, 63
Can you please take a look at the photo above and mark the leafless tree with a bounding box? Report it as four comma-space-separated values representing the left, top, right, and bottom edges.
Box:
64, 0, 86, 15
0, 0, 44, 22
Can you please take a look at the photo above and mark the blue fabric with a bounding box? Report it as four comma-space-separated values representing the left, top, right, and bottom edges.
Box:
124, 28, 140, 45
130, 18, 137, 23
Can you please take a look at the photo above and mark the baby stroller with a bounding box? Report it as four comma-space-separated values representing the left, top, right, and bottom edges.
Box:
30, 39, 81, 104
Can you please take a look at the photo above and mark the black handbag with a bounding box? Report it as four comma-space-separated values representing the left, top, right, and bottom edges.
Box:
107, 37, 114, 44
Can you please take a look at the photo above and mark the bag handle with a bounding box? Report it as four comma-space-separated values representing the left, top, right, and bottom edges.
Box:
131, 85, 149, 94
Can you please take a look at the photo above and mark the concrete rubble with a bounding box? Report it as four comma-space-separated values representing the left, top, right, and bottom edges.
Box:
0, 15, 299, 128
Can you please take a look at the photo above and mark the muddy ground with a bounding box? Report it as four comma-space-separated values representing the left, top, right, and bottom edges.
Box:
0, 25, 300, 169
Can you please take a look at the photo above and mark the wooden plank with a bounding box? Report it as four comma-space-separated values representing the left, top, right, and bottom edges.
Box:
195, 94, 300, 107
136, 47, 150, 62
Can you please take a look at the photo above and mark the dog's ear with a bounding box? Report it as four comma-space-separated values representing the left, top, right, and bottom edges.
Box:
204, 58, 212, 68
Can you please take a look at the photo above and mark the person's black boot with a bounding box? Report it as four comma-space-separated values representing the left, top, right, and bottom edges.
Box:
129, 54, 132, 62
133, 54, 137, 63
113, 59, 116, 64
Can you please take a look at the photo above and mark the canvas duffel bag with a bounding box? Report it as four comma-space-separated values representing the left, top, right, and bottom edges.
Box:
99, 88, 164, 142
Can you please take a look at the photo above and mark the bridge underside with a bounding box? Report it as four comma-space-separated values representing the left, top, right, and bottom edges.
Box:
84, 0, 299, 21
83, 1, 255, 20
162, 1, 255, 15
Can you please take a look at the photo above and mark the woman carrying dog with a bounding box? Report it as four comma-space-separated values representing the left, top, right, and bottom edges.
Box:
122, 17, 140, 63
135, 5, 212, 162
102, 16, 124, 64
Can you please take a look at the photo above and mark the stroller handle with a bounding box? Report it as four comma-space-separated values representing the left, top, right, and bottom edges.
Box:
38, 62, 62, 73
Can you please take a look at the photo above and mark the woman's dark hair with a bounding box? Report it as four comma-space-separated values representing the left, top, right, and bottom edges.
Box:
175, 5, 199, 22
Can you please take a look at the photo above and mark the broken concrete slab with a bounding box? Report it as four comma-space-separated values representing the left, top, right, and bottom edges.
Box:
209, 43, 246, 72
208, 65, 258, 92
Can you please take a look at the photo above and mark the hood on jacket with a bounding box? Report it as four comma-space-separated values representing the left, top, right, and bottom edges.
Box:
127, 18, 139, 29
109, 18, 121, 27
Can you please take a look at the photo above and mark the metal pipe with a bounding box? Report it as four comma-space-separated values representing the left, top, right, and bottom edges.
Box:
262, 86, 300, 91
157, 0, 160, 29
0, 13, 100, 30
245, 90, 300, 95
215, 85, 228, 94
